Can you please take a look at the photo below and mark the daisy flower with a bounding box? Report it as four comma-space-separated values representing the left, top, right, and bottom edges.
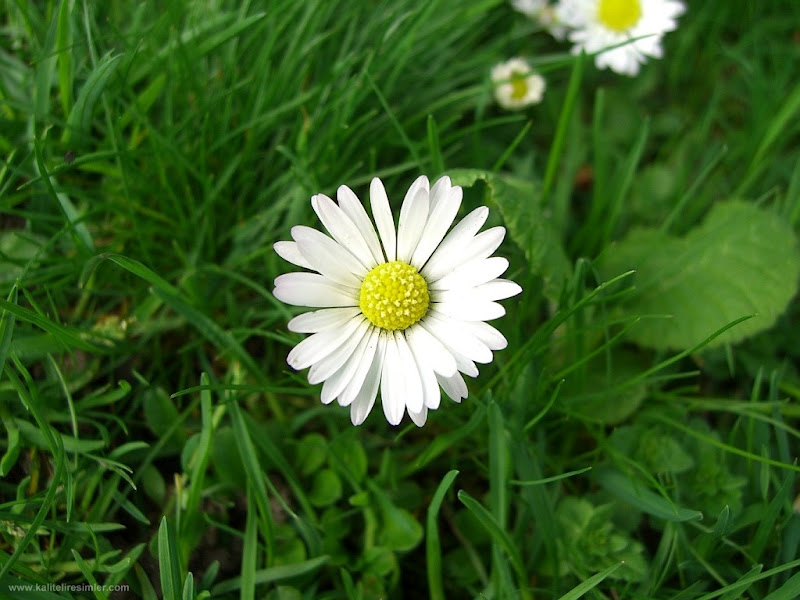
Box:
491, 58, 547, 110
273, 176, 521, 427
556, 0, 686, 76
511, 0, 568, 40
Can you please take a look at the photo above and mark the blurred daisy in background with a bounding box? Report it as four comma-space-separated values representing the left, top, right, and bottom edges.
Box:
273, 176, 521, 427
491, 58, 547, 110
511, 0, 568, 39
556, 0, 686, 76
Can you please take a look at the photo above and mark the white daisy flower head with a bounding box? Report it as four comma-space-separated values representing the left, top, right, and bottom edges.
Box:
273, 176, 522, 427
491, 58, 547, 111
556, 0, 686, 76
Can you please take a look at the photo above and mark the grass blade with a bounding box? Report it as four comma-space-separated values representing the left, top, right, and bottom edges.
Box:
426, 470, 459, 600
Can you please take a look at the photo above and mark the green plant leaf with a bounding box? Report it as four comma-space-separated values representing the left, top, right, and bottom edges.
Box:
597, 201, 800, 350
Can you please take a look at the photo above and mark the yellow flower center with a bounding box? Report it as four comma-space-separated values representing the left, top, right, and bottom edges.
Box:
510, 72, 529, 100
597, 0, 642, 32
359, 261, 429, 331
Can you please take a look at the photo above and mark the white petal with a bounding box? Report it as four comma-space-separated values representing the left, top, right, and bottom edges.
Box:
411, 182, 463, 269
380, 333, 406, 426
288, 307, 361, 333
431, 299, 506, 321
396, 332, 423, 414
420, 207, 489, 280
437, 371, 468, 403
321, 326, 379, 405
274, 241, 313, 270
308, 320, 370, 384
406, 331, 442, 410
428, 176, 451, 212
350, 334, 387, 425
274, 273, 357, 307
340, 328, 381, 407
424, 226, 506, 282
423, 314, 493, 364
434, 279, 521, 304
460, 321, 508, 351
408, 406, 428, 427
336, 186, 385, 266
396, 184, 429, 263
292, 225, 364, 287
430, 256, 508, 291
370, 178, 396, 262
312, 193, 377, 269
286, 315, 365, 370
419, 320, 479, 377
336, 185, 386, 265
404, 323, 457, 377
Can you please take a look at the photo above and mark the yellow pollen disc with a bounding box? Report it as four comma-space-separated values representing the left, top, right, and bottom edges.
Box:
597, 0, 642, 32
510, 72, 529, 100
359, 261, 429, 331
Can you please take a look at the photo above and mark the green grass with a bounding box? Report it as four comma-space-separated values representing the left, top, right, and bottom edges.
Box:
2, 0, 800, 599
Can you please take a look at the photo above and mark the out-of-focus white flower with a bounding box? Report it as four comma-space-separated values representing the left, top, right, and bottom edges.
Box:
556, 0, 686, 76
512, 0, 568, 40
273, 176, 521, 427
491, 58, 547, 110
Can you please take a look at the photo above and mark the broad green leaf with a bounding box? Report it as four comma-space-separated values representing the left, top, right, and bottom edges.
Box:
373, 488, 423, 552
309, 469, 343, 507
449, 168, 571, 301
597, 201, 800, 350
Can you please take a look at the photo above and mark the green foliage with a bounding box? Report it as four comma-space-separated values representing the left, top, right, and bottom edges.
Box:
2, 0, 800, 599
598, 201, 800, 351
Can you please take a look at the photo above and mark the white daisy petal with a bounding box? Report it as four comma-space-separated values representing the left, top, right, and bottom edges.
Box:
311, 193, 378, 269
350, 333, 387, 425
432, 299, 506, 321
419, 206, 488, 278
407, 334, 442, 410
434, 279, 522, 304
380, 334, 406, 426
404, 323, 458, 377
418, 322, 480, 378
411, 181, 463, 269
460, 321, 508, 351
274, 273, 357, 307
308, 320, 370, 385
321, 326, 379, 405
424, 226, 506, 282
336, 186, 385, 265
286, 315, 365, 371
430, 256, 509, 291
370, 177, 397, 262
422, 314, 493, 365
396, 183, 429, 263
292, 226, 365, 287
395, 332, 424, 414
428, 175, 451, 212
274, 241, 313, 269
408, 406, 428, 427
339, 328, 381, 407
437, 371, 468, 403
288, 307, 361, 333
